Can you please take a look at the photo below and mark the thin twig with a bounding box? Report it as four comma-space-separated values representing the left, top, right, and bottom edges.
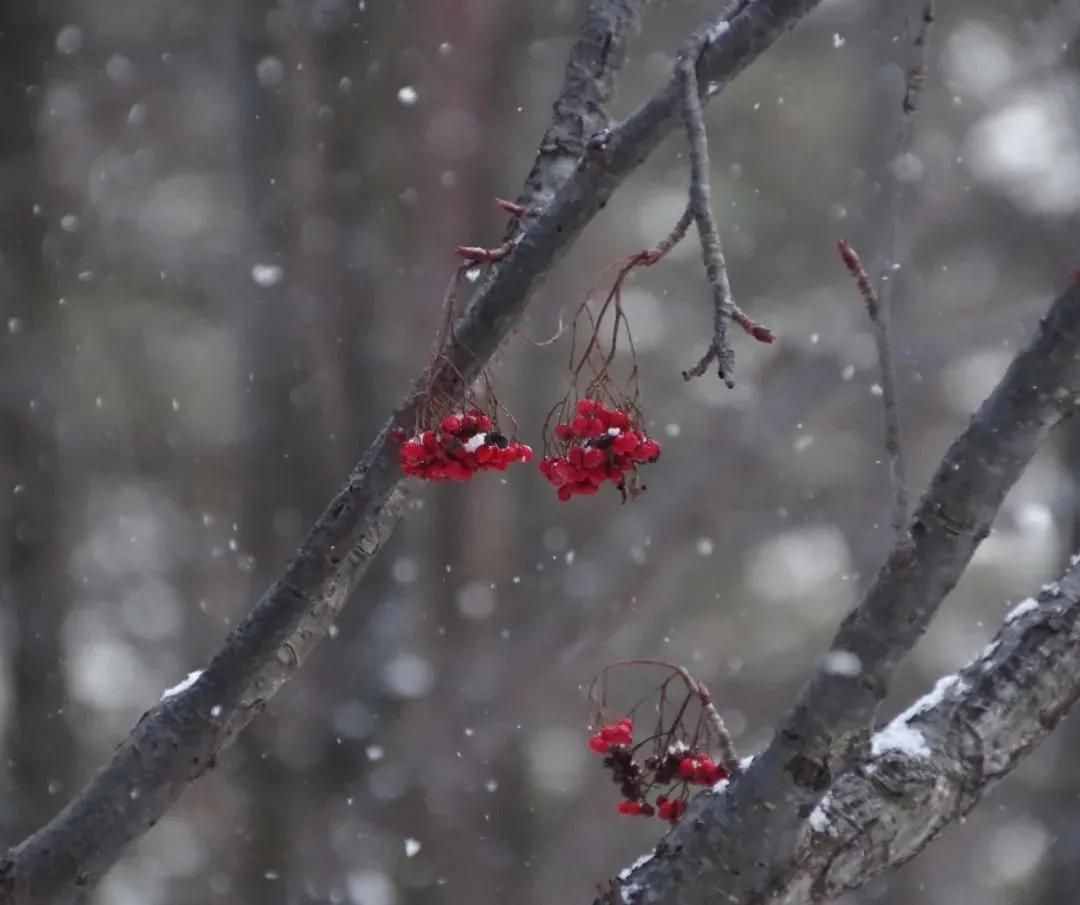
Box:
677, 30, 774, 388
838, 240, 908, 540
860, 0, 932, 537
902, 2, 934, 116
588, 659, 740, 775
640, 202, 694, 264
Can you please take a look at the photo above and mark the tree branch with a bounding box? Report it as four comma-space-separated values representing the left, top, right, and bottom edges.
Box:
0, 1, 828, 903
677, 21, 775, 387
618, 552, 1080, 905
610, 279, 1080, 903
781, 557, 1080, 902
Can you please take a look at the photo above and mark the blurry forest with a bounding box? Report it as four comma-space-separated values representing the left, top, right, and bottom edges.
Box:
3, 1, 1080, 903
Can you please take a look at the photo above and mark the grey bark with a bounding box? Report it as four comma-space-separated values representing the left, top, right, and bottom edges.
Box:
0, 1, 826, 902
611, 280, 1080, 904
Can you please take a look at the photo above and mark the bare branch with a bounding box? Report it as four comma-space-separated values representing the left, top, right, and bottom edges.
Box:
837, 239, 908, 540
677, 24, 774, 387
610, 279, 1080, 904
902, 2, 934, 116
0, 1, 829, 902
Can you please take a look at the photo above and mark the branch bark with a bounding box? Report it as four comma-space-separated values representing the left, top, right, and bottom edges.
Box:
0, 1, 827, 902
611, 279, 1080, 903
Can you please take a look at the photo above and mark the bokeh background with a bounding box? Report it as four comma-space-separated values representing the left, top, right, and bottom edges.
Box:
2, 1, 1080, 903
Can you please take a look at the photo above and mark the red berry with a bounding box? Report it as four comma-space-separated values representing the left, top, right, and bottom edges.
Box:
693, 756, 717, 784
577, 399, 598, 417
460, 414, 478, 433
679, 757, 699, 780
570, 415, 591, 437
617, 800, 644, 816
555, 424, 574, 442
635, 439, 662, 462
657, 799, 686, 823
588, 734, 610, 754
607, 409, 631, 431
612, 432, 639, 455
583, 448, 605, 470
552, 459, 576, 485
401, 440, 426, 463
441, 415, 463, 435
700, 762, 729, 785
558, 485, 575, 502
599, 720, 633, 746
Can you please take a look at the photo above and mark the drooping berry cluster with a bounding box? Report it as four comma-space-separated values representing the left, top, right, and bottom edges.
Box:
540, 399, 661, 501
399, 410, 533, 481
587, 718, 729, 824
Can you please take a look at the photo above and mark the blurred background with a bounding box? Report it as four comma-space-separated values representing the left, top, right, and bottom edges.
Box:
2, 0, 1080, 903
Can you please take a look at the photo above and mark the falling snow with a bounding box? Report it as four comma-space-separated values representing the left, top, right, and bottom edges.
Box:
251, 264, 284, 287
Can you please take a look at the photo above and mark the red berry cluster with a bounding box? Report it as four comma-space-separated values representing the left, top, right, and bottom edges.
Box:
676, 753, 728, 787
540, 399, 661, 501
399, 410, 533, 481
588, 718, 634, 753
587, 718, 729, 825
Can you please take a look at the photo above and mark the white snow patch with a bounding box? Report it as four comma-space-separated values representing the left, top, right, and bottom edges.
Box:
898, 674, 964, 721
871, 720, 930, 758
161, 670, 203, 701
403, 837, 422, 857
706, 21, 731, 42
463, 433, 487, 453
871, 674, 966, 758
808, 793, 834, 833
618, 851, 655, 881
1005, 597, 1039, 623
